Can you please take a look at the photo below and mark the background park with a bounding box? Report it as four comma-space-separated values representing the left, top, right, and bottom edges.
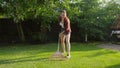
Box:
0, 0, 120, 68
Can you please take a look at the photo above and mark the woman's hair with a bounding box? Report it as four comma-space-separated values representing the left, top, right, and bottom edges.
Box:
61, 10, 67, 17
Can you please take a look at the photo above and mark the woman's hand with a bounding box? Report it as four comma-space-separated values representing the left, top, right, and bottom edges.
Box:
59, 31, 65, 37
65, 29, 70, 35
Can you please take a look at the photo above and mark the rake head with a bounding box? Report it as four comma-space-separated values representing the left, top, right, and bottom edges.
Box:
49, 51, 66, 61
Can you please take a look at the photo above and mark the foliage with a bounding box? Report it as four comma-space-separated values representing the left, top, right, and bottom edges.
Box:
0, 0, 120, 42
76, 0, 120, 41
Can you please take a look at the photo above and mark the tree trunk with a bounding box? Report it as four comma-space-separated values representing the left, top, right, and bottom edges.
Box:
85, 33, 88, 42
16, 23, 25, 42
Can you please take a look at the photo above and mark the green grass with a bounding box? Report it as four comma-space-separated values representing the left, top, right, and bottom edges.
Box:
0, 43, 120, 68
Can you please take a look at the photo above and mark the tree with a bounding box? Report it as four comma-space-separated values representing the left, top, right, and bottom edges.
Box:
73, 0, 120, 42
1, 0, 120, 42
76, 0, 101, 42
0, 0, 46, 42
97, 0, 120, 41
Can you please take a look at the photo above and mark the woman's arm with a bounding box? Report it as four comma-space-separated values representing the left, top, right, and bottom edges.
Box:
67, 18, 71, 30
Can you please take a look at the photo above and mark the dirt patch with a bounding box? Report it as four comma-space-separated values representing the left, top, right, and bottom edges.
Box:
98, 43, 120, 51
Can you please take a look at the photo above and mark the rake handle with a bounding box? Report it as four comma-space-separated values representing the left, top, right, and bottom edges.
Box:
57, 36, 60, 52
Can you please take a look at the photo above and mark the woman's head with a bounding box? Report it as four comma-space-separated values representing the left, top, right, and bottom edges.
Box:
62, 10, 67, 17
60, 10, 67, 17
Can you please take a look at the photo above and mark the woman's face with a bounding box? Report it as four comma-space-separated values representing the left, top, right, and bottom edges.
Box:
60, 12, 64, 18
62, 12, 66, 17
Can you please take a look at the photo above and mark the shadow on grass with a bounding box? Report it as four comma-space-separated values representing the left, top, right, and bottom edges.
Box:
0, 43, 102, 55
0, 55, 48, 64
71, 43, 117, 57
106, 64, 120, 68
0, 43, 56, 56
0, 43, 118, 65
84, 50, 117, 58
71, 43, 102, 51
0, 44, 54, 64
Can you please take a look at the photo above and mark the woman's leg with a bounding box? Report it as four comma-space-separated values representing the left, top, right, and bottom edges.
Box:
65, 33, 71, 58
59, 33, 65, 53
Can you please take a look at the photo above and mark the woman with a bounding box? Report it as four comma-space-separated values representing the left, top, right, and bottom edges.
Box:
58, 10, 71, 58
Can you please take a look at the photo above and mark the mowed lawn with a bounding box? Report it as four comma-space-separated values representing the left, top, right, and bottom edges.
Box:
0, 43, 120, 68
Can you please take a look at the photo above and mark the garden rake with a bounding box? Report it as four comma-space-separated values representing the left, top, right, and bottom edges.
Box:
49, 37, 66, 60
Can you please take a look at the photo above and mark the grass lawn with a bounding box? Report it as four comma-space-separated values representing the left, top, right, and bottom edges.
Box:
0, 43, 120, 68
